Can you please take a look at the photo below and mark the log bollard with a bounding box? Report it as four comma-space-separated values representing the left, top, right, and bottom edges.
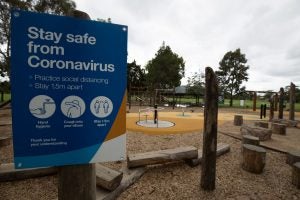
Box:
242, 135, 260, 146
272, 123, 286, 135
234, 115, 243, 126
292, 162, 300, 189
241, 144, 266, 174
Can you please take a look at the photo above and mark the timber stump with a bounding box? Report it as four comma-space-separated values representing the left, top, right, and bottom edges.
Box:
234, 115, 243, 126
272, 123, 286, 135
242, 135, 260, 146
287, 151, 300, 166
241, 144, 266, 174
292, 162, 300, 189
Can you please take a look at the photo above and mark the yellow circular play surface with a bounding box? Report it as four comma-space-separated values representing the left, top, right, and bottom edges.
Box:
126, 111, 262, 134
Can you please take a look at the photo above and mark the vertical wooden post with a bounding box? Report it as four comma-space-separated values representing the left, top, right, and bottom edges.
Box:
289, 82, 295, 121
253, 92, 257, 111
58, 10, 96, 200
269, 96, 274, 121
274, 93, 278, 111
201, 67, 218, 191
278, 87, 284, 119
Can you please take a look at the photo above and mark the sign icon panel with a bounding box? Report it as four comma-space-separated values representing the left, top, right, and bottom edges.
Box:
29, 95, 56, 119
90, 96, 113, 118
61, 96, 85, 118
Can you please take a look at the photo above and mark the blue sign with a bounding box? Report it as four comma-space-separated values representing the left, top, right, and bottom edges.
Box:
10, 10, 127, 169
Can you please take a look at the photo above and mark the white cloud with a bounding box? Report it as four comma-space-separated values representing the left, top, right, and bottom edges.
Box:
74, 0, 300, 91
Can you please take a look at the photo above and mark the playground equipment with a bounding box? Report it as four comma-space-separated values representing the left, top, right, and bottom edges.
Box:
137, 106, 174, 128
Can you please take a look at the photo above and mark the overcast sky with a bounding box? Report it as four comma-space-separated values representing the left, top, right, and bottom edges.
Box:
75, 0, 300, 91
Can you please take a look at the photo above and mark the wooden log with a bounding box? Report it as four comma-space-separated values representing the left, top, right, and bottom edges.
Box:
0, 136, 11, 147
0, 163, 57, 182
58, 10, 96, 200
127, 146, 198, 168
286, 151, 300, 166
278, 87, 284, 119
96, 164, 123, 191
234, 115, 243, 126
271, 123, 286, 135
201, 67, 218, 191
254, 121, 269, 129
241, 144, 266, 174
96, 166, 146, 199
292, 162, 300, 189
240, 125, 272, 141
289, 82, 296, 121
242, 135, 260, 146
186, 143, 230, 167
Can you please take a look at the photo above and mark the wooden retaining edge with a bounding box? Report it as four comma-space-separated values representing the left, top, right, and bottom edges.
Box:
0, 163, 57, 182
127, 146, 198, 168
185, 143, 230, 167
96, 166, 146, 200
219, 130, 287, 154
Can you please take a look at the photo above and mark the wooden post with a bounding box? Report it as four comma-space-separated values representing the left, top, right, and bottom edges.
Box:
274, 93, 278, 111
278, 87, 284, 119
58, 10, 96, 200
253, 92, 257, 111
289, 82, 295, 121
201, 67, 218, 191
269, 96, 274, 121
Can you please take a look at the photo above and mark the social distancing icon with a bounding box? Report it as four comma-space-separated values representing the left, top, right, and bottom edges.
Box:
90, 96, 113, 118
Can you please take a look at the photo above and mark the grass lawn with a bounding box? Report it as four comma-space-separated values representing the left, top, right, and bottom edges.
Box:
0, 93, 11, 103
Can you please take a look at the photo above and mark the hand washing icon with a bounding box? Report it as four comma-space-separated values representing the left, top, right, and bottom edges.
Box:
29, 95, 56, 119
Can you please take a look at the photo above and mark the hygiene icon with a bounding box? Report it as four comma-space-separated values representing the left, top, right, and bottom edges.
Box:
29, 95, 56, 119
90, 96, 113, 118
61, 96, 85, 118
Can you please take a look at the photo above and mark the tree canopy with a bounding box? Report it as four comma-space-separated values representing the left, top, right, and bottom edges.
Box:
145, 42, 185, 90
186, 71, 205, 105
127, 60, 146, 90
216, 48, 249, 106
0, 0, 76, 80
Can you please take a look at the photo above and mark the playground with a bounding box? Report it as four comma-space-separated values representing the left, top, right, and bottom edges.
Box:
0, 102, 300, 199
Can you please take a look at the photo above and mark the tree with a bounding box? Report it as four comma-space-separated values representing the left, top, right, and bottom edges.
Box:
186, 71, 205, 105
216, 48, 249, 106
0, 0, 76, 80
127, 60, 146, 90
145, 42, 185, 90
